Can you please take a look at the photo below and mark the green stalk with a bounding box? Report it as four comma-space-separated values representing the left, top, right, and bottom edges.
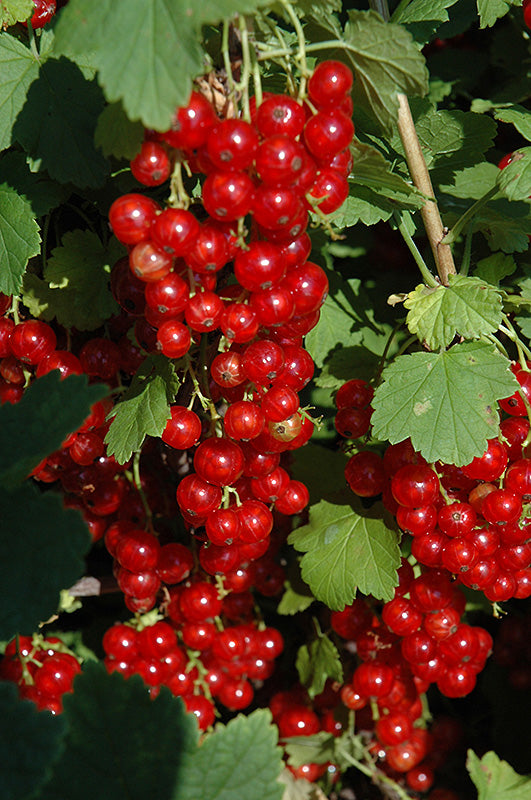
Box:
369, 0, 391, 21
459, 220, 475, 277
442, 186, 499, 245
394, 212, 439, 288
390, 0, 411, 20
280, 0, 309, 99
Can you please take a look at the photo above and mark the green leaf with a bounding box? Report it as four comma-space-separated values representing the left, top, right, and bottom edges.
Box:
393, 101, 497, 182
0, 682, 66, 800
493, 104, 531, 142
95, 101, 144, 160
305, 273, 387, 368
0, 483, 91, 640
12, 57, 109, 188
54, 0, 272, 132
42, 229, 122, 330
276, 768, 315, 800
392, 0, 459, 44
40, 663, 199, 800
477, 0, 519, 28
0, 184, 41, 295
496, 148, 531, 202
284, 732, 337, 768
466, 750, 531, 800
342, 11, 429, 134
440, 162, 499, 200
296, 634, 343, 698
371, 341, 518, 466
174, 709, 284, 800
277, 581, 315, 616
291, 443, 348, 503
473, 253, 517, 286
475, 199, 531, 253
404, 274, 503, 349
1, 0, 34, 27
288, 498, 400, 610
0, 151, 70, 217
21, 272, 78, 326
350, 141, 425, 206
105, 354, 180, 464
0, 371, 107, 488
0, 33, 40, 151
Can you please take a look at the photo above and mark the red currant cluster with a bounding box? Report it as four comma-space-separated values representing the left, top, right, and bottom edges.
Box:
103, 589, 284, 729
336, 377, 531, 604
0, 634, 81, 714
333, 570, 484, 794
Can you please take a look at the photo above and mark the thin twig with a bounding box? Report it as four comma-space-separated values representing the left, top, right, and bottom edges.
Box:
396, 93, 456, 285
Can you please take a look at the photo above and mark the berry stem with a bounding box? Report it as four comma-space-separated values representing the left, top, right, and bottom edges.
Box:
168, 162, 190, 209
131, 451, 154, 533
280, 0, 309, 100
396, 93, 456, 286
393, 211, 438, 288
500, 314, 531, 363
236, 15, 252, 122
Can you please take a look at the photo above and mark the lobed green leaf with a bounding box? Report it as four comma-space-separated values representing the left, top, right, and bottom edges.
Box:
12, 57, 109, 188
40, 664, 199, 800
0, 483, 91, 641
0, 371, 107, 488
0, 183, 41, 295
0, 33, 40, 151
466, 749, 531, 800
174, 709, 284, 800
54, 0, 272, 132
105, 354, 180, 464
371, 341, 518, 466
404, 274, 503, 350
496, 148, 531, 202
0, 682, 66, 800
94, 101, 144, 160
288, 498, 400, 610
296, 634, 343, 698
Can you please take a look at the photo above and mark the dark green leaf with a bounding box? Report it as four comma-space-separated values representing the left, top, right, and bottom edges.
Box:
0, 152, 70, 217
392, 0, 459, 44
342, 11, 429, 134
54, 0, 272, 132
0, 183, 41, 295
0, 483, 91, 640
40, 663, 199, 800
291, 443, 349, 503
284, 732, 337, 768
473, 253, 516, 285
496, 148, 531, 202
277, 581, 315, 616
1, 0, 34, 27
0, 682, 66, 800
466, 749, 531, 800
439, 162, 499, 199
105, 354, 180, 464
95, 101, 144, 160
371, 341, 518, 466
296, 634, 343, 698
0, 371, 107, 488
305, 273, 387, 368
288, 498, 400, 610
477, 0, 519, 28
0, 33, 40, 151
12, 57, 109, 188
475, 199, 531, 253
42, 229, 122, 330
404, 274, 503, 349
174, 709, 283, 800
493, 105, 531, 142
392, 100, 497, 182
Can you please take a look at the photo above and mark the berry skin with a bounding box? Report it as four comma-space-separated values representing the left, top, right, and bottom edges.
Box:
109, 194, 159, 245
303, 110, 354, 160
308, 60, 353, 108
391, 464, 440, 508
24, 0, 56, 29
161, 406, 201, 449
131, 141, 171, 186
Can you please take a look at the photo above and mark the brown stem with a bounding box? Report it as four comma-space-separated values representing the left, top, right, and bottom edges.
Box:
396, 93, 456, 286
